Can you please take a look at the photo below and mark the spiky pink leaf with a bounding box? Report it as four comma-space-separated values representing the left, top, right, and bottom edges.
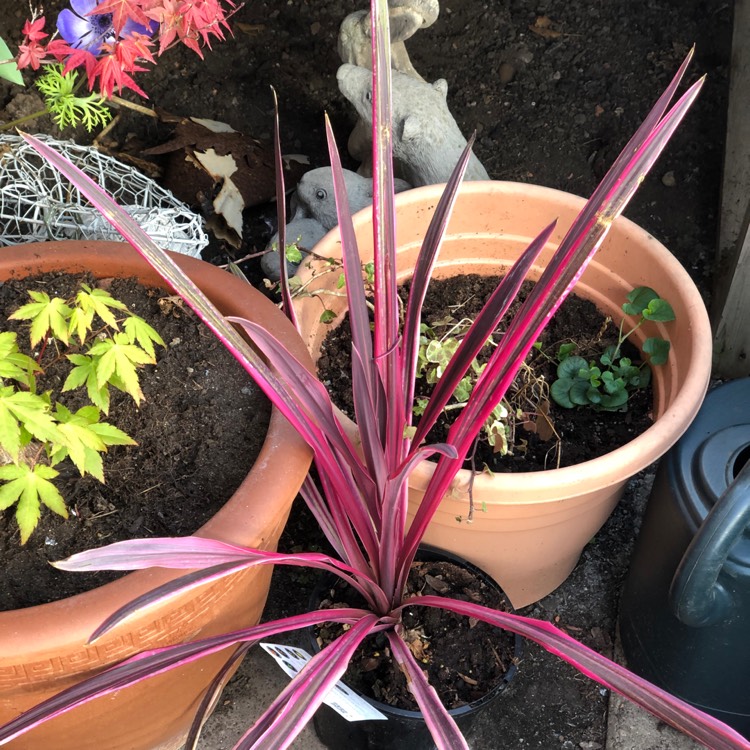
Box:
0, 609, 372, 746
19, 133, 330, 476
403, 65, 705, 568
411, 219, 557, 447
53, 538, 380, 642
233, 615, 380, 750
387, 632, 469, 750
409, 596, 750, 750
185, 643, 251, 750
324, 115, 374, 371
272, 87, 297, 328
227, 316, 382, 566
351, 343, 388, 491
402, 135, 480, 415
367, 2, 404, 601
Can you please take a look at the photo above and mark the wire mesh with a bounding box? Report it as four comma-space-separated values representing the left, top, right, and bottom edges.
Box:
0, 134, 207, 257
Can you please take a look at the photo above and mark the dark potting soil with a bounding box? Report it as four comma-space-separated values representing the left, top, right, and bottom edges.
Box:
0, 272, 271, 611
317, 274, 655, 473
314, 557, 518, 712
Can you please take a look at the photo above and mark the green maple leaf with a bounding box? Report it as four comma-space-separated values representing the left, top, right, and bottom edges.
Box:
64, 353, 111, 413
10, 292, 73, 348
69, 285, 129, 343
51, 404, 135, 480
122, 315, 164, 360
0, 463, 67, 545
88, 420, 137, 447
0, 332, 41, 387
0, 387, 64, 461
87, 333, 153, 405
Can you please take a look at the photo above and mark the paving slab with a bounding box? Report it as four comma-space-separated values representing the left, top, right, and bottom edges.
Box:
606, 636, 703, 750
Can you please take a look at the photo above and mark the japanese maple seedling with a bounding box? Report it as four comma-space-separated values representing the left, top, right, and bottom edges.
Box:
0, 283, 164, 543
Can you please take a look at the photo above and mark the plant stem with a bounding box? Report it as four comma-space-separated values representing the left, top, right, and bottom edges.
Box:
0, 108, 50, 132
0, 93, 157, 134
611, 317, 644, 362
108, 95, 158, 119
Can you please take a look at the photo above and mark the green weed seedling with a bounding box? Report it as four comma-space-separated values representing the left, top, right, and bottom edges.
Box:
0, 283, 164, 543
550, 286, 675, 411
414, 319, 513, 455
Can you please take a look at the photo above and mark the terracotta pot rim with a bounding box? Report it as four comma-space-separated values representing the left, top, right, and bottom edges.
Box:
309, 180, 712, 497
0, 241, 312, 644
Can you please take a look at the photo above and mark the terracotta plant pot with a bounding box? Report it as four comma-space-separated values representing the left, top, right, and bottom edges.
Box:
0, 241, 313, 750
293, 181, 712, 609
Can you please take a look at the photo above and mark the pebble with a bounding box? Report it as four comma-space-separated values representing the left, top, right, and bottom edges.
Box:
498, 62, 516, 84
661, 170, 677, 187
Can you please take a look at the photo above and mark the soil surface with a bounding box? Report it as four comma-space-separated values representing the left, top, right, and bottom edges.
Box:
0, 272, 271, 611
315, 556, 518, 712
318, 275, 655, 473
0, 0, 729, 296
0, 0, 732, 747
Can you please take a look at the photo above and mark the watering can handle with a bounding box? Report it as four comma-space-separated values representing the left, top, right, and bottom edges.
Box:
669, 458, 750, 628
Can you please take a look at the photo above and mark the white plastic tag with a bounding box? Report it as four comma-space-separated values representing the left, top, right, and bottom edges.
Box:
260, 642, 388, 722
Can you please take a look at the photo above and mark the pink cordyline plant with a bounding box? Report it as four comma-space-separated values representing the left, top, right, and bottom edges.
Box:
2, 3, 747, 749
14, 0, 234, 98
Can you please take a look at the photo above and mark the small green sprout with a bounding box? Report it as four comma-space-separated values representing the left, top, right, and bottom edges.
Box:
35, 64, 112, 132
414, 319, 512, 454
0, 283, 165, 543
550, 286, 675, 411
284, 241, 304, 265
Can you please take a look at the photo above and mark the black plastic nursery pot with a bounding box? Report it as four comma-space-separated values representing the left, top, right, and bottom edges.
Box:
619, 378, 750, 738
309, 546, 522, 750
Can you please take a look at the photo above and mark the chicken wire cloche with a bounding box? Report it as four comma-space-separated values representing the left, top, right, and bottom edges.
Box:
0, 134, 207, 257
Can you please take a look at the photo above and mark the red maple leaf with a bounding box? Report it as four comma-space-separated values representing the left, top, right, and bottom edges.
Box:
91, 41, 150, 98
145, 0, 231, 56
114, 33, 155, 69
21, 17, 48, 43
88, 0, 152, 35
60, 46, 99, 79
16, 41, 46, 71
143, 0, 182, 53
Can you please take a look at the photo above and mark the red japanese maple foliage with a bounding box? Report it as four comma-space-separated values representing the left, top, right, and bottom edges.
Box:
15, 0, 235, 98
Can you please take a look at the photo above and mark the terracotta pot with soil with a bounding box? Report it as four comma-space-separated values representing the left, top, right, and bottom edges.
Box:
0, 241, 313, 750
293, 181, 712, 609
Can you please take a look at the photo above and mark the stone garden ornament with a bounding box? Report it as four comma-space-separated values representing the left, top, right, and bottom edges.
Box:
338, 63, 490, 186
262, 168, 411, 280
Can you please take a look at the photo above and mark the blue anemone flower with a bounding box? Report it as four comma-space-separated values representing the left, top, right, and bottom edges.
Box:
57, 0, 154, 55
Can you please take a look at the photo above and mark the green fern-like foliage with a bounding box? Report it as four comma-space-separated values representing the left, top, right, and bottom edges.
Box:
0, 284, 164, 543
35, 64, 112, 132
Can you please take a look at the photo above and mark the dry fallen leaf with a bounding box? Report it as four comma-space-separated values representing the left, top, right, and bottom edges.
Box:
235, 22, 265, 36
194, 149, 245, 246
424, 574, 451, 594
529, 15, 563, 39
